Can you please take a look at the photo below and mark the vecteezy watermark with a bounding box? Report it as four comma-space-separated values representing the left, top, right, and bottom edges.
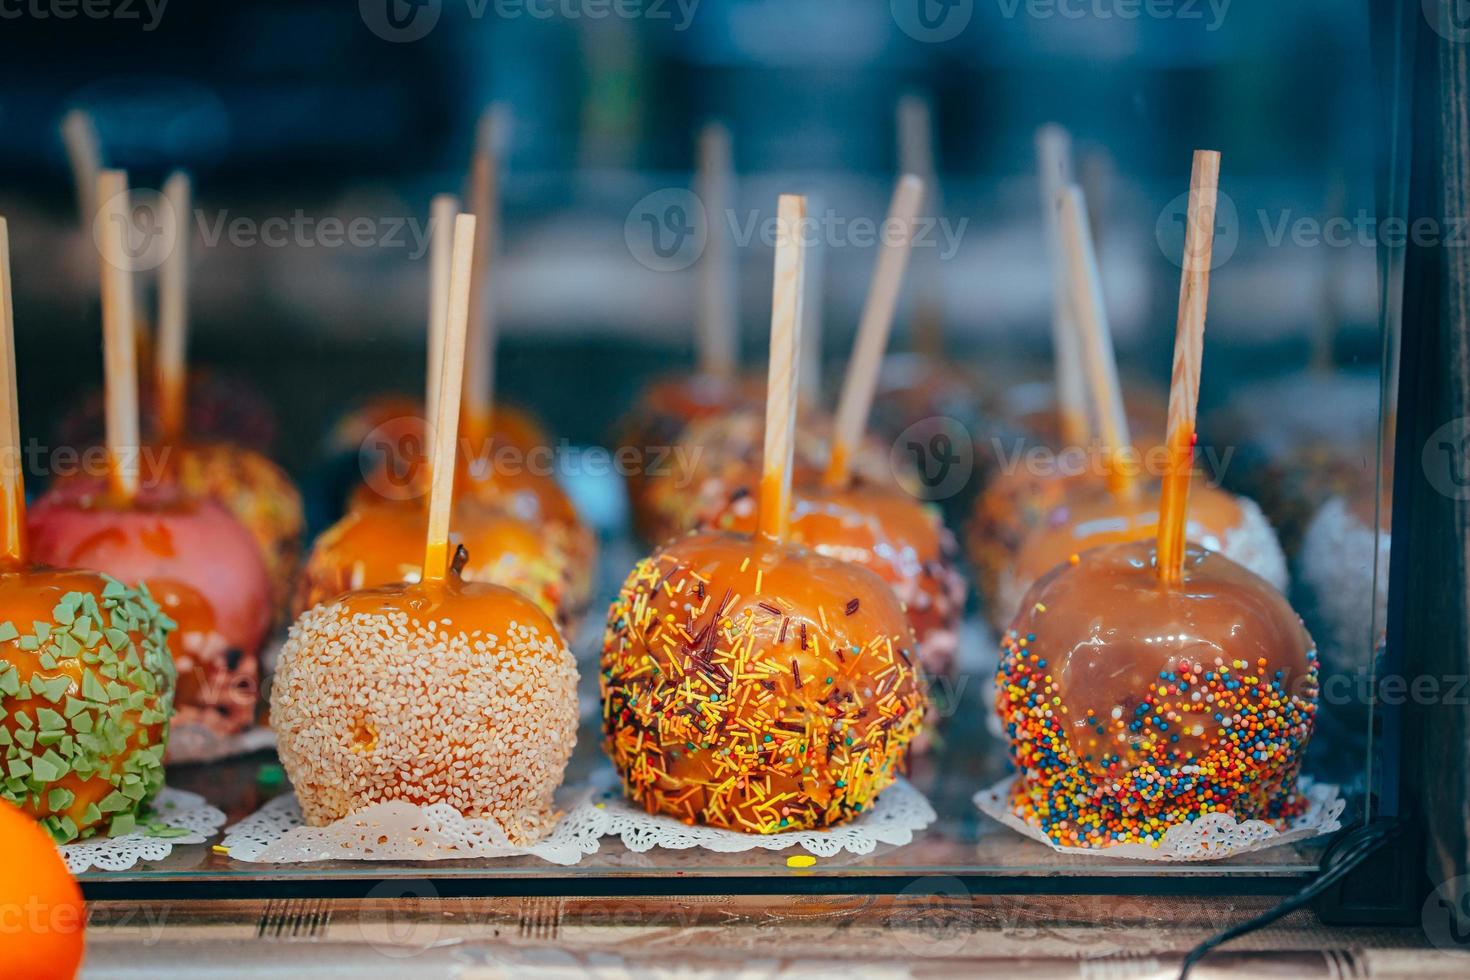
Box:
625, 192, 971, 272
1423, 874, 1470, 948
1423, 417, 1470, 500
3, 440, 174, 488
892, 417, 976, 502
1155, 187, 1240, 270
625, 188, 708, 273
993, 0, 1231, 31
0, 0, 169, 31
988, 436, 1237, 487
1258, 210, 1470, 251
891, 0, 974, 42
360, 0, 699, 43
357, 417, 706, 502
887, 876, 973, 957
1423, 0, 1470, 44
93, 189, 441, 272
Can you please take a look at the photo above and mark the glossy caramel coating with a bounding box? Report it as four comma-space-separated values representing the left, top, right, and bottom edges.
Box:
0, 564, 175, 842
28, 482, 271, 739
997, 541, 1318, 847
703, 481, 966, 681
602, 532, 927, 831
272, 575, 578, 839
296, 496, 570, 627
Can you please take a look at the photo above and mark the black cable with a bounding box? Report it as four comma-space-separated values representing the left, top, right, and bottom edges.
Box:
1177, 820, 1400, 979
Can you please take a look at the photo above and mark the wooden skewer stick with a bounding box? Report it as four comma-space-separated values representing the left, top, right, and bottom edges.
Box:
462, 149, 499, 452
1157, 150, 1221, 585
1057, 185, 1135, 499
823, 175, 926, 489
424, 214, 477, 583
757, 195, 807, 544
696, 121, 738, 380
98, 170, 141, 501
61, 110, 102, 228
897, 94, 943, 358
1037, 125, 1090, 447
800, 191, 825, 408
0, 219, 26, 564
155, 171, 191, 443
425, 193, 459, 423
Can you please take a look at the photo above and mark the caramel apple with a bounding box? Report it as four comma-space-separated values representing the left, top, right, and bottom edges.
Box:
995, 151, 1319, 850
603, 195, 927, 831
997, 541, 1318, 847
29, 481, 271, 737
273, 212, 578, 840
0, 211, 177, 843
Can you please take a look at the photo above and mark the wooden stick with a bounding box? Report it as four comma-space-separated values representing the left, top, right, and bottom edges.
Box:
1036, 125, 1089, 447
1056, 185, 1135, 498
897, 94, 943, 358
0, 219, 25, 564
462, 149, 498, 452
425, 193, 459, 421
424, 214, 477, 583
155, 171, 191, 443
756, 195, 807, 544
98, 171, 140, 501
1157, 150, 1221, 585
823, 175, 926, 489
696, 121, 738, 379
61, 110, 102, 228
799, 191, 824, 408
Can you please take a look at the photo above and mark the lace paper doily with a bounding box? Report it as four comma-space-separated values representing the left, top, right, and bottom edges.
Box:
59, 787, 227, 873
974, 776, 1345, 862
594, 769, 936, 856
166, 723, 277, 765
220, 790, 608, 866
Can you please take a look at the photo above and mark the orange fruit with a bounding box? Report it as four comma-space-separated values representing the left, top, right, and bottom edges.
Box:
0, 798, 85, 979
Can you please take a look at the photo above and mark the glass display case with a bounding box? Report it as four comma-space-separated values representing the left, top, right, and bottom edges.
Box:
1, 0, 1465, 943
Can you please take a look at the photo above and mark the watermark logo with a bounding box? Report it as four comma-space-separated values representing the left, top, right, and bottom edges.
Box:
887, 875, 972, 957
1423, 416, 1470, 500
1155, 187, 1239, 270
1424, 0, 1470, 43
892, 0, 973, 42
0, 0, 169, 31
892, 417, 974, 502
357, 879, 442, 957
92, 185, 177, 273
625, 188, 707, 272
360, 0, 442, 42
1423, 874, 1470, 948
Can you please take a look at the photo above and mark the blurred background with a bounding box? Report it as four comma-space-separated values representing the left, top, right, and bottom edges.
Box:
0, 0, 1383, 468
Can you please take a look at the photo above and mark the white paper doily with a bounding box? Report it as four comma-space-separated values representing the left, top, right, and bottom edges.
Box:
594, 769, 936, 856
220, 790, 609, 866
58, 787, 227, 873
974, 776, 1345, 862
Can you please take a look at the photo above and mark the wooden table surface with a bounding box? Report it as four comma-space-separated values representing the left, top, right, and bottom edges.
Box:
79, 893, 1470, 978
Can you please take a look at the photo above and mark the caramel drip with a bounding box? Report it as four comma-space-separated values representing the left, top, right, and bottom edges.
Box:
1155, 422, 1195, 584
